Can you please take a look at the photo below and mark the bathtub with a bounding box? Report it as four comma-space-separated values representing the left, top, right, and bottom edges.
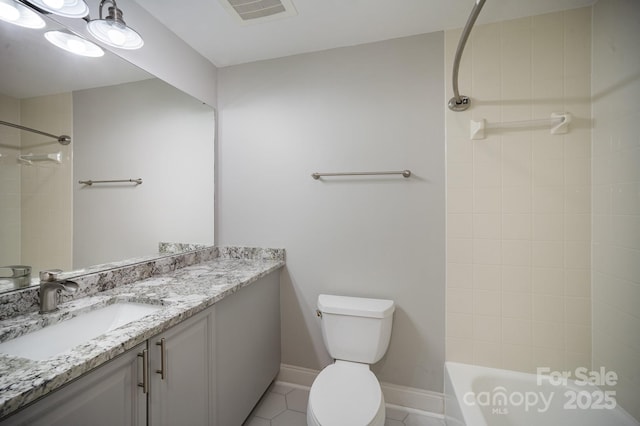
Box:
444, 362, 640, 426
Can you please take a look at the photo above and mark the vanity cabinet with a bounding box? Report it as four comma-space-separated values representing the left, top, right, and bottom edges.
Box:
148, 309, 214, 426
0, 270, 280, 426
1, 309, 214, 426
215, 270, 280, 425
1, 342, 147, 426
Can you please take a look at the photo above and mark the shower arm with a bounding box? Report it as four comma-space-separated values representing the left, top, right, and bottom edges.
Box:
448, 0, 487, 112
0, 120, 71, 145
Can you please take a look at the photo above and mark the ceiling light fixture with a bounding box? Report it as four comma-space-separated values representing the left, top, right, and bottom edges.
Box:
23, 0, 89, 18
86, 0, 143, 50
44, 30, 104, 57
0, 0, 45, 28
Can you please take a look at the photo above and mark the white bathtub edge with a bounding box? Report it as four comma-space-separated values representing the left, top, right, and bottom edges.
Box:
445, 361, 488, 426
444, 361, 640, 426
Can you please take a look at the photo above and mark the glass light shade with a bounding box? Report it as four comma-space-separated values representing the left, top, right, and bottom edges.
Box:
87, 18, 143, 50
0, 0, 45, 28
0, 0, 20, 21
25, 0, 88, 18
43, 0, 64, 8
44, 30, 104, 57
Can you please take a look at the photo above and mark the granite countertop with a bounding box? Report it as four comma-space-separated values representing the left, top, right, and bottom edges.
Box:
0, 249, 285, 419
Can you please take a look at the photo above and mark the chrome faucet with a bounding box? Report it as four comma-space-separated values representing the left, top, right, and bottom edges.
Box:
39, 270, 79, 314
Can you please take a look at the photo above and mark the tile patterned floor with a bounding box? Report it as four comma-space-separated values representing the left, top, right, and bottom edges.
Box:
243, 382, 445, 426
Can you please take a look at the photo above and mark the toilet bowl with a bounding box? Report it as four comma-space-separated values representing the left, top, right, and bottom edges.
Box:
307, 294, 394, 426
307, 361, 385, 426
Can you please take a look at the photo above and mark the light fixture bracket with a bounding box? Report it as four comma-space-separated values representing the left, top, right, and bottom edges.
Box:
100, 1, 124, 25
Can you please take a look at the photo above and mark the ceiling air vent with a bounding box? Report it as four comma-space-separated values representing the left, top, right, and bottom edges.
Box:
220, 0, 297, 24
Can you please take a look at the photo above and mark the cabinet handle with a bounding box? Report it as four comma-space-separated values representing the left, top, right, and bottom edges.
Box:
156, 338, 166, 380
137, 349, 149, 394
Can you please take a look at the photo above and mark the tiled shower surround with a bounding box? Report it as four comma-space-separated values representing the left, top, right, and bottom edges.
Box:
0, 93, 73, 275
445, 7, 592, 372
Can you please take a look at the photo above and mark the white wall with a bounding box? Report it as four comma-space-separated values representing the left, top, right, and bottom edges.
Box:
592, 0, 640, 420
73, 79, 215, 269
217, 33, 446, 392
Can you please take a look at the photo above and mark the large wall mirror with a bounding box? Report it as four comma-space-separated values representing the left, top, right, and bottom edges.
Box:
0, 14, 215, 293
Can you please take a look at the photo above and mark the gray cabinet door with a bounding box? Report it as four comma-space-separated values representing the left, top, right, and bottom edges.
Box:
148, 309, 214, 426
1, 343, 147, 426
216, 271, 281, 426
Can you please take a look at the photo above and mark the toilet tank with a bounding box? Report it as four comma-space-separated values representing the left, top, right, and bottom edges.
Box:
317, 294, 394, 364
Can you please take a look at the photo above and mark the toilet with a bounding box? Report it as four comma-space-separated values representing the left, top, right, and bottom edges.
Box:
307, 294, 395, 426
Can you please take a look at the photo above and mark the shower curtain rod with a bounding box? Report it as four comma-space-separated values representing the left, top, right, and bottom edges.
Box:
448, 0, 487, 112
0, 120, 71, 145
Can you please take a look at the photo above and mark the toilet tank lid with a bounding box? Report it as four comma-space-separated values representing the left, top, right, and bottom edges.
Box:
318, 294, 395, 318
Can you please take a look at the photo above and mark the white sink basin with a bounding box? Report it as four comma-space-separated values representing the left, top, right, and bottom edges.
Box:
0, 302, 161, 360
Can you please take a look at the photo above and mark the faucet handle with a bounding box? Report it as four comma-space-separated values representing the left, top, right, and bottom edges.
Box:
39, 269, 63, 282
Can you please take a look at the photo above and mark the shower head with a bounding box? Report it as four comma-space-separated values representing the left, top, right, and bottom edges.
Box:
448, 0, 487, 111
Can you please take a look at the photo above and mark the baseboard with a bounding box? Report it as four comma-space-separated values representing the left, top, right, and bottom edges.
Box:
277, 364, 318, 388
277, 363, 444, 415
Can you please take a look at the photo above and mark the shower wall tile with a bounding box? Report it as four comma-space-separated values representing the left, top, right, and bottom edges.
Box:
447, 162, 473, 188
446, 288, 473, 314
501, 187, 531, 213
20, 94, 73, 274
473, 188, 501, 213
447, 313, 473, 339
447, 213, 472, 239
532, 267, 564, 296
501, 266, 531, 292
564, 297, 591, 326
533, 213, 564, 240
502, 292, 532, 319
446, 338, 474, 364
473, 214, 500, 239
0, 95, 21, 265
473, 264, 500, 290
501, 343, 533, 372
445, 7, 591, 373
564, 213, 590, 241
501, 240, 531, 266
502, 214, 531, 240
564, 269, 590, 297
502, 319, 532, 345
473, 341, 502, 368
447, 263, 472, 289
473, 315, 501, 342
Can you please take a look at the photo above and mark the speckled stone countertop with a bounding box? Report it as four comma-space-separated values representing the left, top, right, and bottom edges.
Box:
0, 246, 285, 420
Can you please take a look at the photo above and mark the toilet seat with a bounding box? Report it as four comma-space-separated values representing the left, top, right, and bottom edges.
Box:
308, 361, 385, 426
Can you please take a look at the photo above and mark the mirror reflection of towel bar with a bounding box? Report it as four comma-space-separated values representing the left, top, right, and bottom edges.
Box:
79, 178, 143, 186
311, 170, 411, 179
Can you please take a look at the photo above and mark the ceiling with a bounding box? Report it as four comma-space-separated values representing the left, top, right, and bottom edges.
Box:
133, 0, 596, 68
